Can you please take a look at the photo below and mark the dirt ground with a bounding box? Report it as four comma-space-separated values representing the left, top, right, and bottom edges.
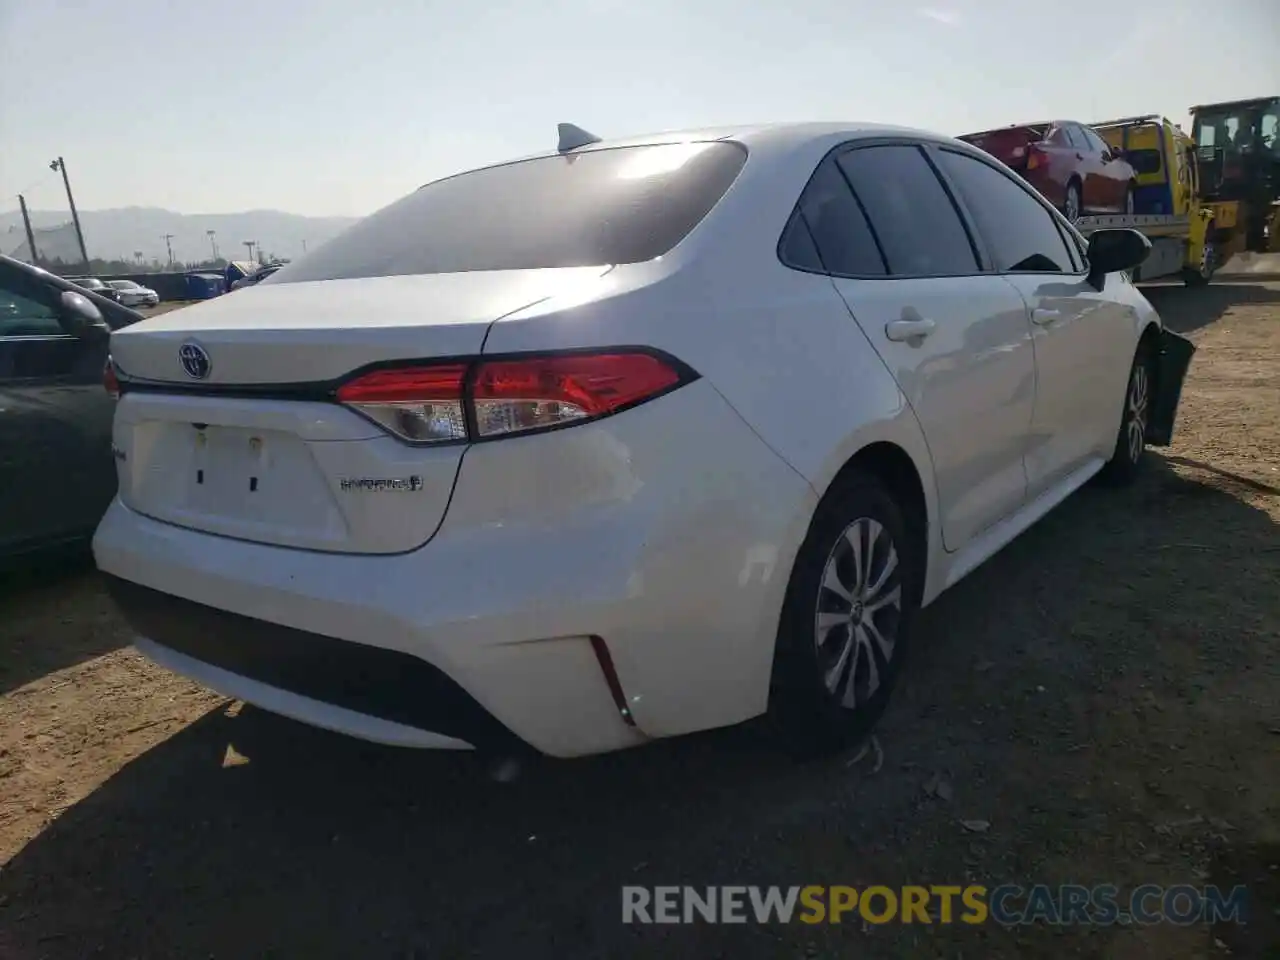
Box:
1, 278, 1278, 959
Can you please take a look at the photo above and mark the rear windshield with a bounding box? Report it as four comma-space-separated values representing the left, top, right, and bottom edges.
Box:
270, 141, 748, 282
958, 126, 1047, 148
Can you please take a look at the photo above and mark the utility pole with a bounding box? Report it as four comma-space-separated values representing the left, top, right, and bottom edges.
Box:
243, 240, 257, 262
17, 194, 40, 264
162, 234, 175, 267
49, 157, 90, 273
301, 239, 307, 254
207, 229, 219, 260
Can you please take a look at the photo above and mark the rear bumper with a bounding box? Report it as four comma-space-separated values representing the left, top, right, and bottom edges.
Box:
106, 575, 519, 752
94, 380, 817, 757
96, 498, 652, 757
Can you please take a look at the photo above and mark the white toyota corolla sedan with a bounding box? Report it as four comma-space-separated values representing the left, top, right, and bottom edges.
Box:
93, 122, 1194, 759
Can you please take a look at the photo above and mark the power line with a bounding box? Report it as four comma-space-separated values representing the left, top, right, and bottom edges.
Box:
9, 171, 59, 202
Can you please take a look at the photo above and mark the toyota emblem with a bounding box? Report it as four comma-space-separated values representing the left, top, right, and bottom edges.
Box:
178, 341, 211, 380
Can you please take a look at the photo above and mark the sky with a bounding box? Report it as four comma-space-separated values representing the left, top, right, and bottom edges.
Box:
1, 0, 1277, 219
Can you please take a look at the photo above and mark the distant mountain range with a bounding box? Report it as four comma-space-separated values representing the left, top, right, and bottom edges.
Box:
0, 206, 359, 265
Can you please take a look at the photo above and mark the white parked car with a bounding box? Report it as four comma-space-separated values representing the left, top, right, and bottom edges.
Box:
106, 279, 159, 307
93, 122, 1194, 759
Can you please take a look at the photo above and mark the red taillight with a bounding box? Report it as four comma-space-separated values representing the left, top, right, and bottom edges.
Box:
472, 353, 682, 438
335, 364, 468, 404
103, 358, 120, 399
335, 351, 690, 444
335, 364, 468, 442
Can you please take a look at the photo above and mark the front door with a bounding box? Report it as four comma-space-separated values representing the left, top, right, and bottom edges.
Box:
932, 145, 1138, 498
0, 278, 116, 555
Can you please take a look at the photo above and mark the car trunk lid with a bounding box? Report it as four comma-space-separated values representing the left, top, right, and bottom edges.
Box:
109, 269, 607, 385
958, 125, 1049, 170
109, 267, 609, 554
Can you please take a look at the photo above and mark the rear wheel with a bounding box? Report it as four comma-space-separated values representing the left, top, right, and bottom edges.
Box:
1098, 340, 1154, 486
769, 472, 921, 756
1063, 180, 1083, 222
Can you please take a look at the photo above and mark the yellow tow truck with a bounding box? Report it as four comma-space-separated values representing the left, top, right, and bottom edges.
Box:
1077, 114, 1219, 285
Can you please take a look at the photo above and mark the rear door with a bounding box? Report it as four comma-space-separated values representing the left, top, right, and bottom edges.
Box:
0, 278, 115, 554
1059, 124, 1099, 210
933, 146, 1137, 496
1080, 126, 1126, 211
799, 142, 1037, 551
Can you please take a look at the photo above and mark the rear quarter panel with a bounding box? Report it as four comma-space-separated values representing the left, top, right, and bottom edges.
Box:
483, 136, 943, 596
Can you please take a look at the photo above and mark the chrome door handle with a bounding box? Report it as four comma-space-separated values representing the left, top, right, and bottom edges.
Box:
1031, 308, 1061, 326
884, 318, 936, 342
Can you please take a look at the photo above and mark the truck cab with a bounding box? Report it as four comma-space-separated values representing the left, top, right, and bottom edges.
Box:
1190, 96, 1280, 252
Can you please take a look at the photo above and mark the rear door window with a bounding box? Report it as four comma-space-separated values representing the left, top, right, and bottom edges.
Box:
835, 145, 979, 276
781, 157, 887, 276
270, 141, 749, 281
1081, 127, 1110, 155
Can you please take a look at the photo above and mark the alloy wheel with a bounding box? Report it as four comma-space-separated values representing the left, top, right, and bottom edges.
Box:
1065, 185, 1081, 222
813, 517, 903, 709
1126, 363, 1149, 462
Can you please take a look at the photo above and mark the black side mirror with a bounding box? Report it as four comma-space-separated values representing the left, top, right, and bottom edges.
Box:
57, 289, 112, 343
1086, 228, 1150, 288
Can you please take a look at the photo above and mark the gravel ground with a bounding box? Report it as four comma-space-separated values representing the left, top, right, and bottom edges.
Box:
1, 279, 1277, 959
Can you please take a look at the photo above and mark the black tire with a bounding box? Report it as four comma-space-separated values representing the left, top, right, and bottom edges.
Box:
1098, 339, 1154, 486
1063, 179, 1083, 221
768, 472, 922, 756
1182, 225, 1216, 287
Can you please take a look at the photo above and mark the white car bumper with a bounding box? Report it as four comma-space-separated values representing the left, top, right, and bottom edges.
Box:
93, 380, 817, 757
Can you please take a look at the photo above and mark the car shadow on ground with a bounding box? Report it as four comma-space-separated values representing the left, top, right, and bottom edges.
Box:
1, 456, 1277, 959
1141, 281, 1280, 336
0, 555, 129, 696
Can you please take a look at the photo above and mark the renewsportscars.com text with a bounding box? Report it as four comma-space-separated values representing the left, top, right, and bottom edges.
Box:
621, 884, 1248, 926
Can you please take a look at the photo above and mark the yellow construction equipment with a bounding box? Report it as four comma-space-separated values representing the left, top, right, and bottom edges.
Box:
1189, 96, 1280, 256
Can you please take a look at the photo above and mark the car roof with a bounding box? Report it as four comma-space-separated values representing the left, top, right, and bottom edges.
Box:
417, 121, 961, 190
564, 121, 951, 151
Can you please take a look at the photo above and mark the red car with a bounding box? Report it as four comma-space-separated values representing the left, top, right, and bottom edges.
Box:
957, 120, 1137, 221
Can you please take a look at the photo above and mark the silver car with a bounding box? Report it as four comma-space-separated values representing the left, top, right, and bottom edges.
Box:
106, 279, 160, 307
